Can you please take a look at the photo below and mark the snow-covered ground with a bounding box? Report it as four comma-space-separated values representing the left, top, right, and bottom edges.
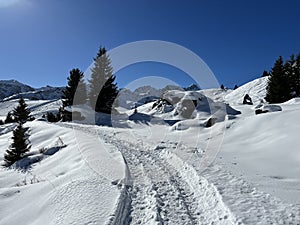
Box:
1, 76, 300, 224
0, 118, 125, 224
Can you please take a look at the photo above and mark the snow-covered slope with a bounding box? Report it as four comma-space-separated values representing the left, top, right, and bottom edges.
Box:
1, 75, 300, 225
0, 120, 125, 225
224, 77, 269, 105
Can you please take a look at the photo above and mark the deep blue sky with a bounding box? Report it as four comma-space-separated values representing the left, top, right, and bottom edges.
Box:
0, 0, 299, 89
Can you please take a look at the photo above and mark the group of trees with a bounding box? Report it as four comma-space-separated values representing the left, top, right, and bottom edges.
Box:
266, 54, 300, 103
62, 47, 118, 114
2, 46, 119, 167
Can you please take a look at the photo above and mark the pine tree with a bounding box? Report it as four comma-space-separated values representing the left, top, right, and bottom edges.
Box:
220, 84, 225, 90
265, 56, 291, 103
88, 47, 118, 113
4, 123, 31, 166
13, 98, 31, 124
62, 68, 87, 107
233, 85, 238, 90
262, 70, 269, 77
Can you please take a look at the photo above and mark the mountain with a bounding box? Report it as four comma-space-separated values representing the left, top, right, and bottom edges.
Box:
0, 80, 65, 101
117, 85, 183, 109
3, 86, 65, 101
0, 80, 34, 100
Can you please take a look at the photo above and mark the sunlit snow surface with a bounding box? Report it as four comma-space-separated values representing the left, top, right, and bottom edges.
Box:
1, 76, 300, 224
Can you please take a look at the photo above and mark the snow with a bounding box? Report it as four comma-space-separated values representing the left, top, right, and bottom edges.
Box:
0, 120, 126, 225
1, 76, 300, 224
224, 77, 269, 105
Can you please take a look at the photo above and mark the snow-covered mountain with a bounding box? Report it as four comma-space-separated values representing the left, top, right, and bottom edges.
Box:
1, 76, 300, 225
117, 85, 184, 109
3, 86, 65, 101
0, 80, 65, 101
0, 80, 35, 100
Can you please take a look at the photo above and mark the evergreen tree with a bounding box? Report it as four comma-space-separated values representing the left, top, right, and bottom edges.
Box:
294, 53, 300, 96
220, 84, 225, 90
262, 70, 269, 77
62, 68, 87, 107
265, 56, 291, 103
233, 85, 238, 90
88, 47, 118, 113
13, 98, 31, 124
0, 120, 4, 125
5, 112, 15, 124
4, 123, 31, 166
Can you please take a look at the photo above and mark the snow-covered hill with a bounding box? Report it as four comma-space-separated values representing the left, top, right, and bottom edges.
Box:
224, 77, 269, 105
1, 75, 300, 225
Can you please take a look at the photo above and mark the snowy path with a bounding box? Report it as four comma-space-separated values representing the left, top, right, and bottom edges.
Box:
55, 122, 300, 225
57, 123, 237, 225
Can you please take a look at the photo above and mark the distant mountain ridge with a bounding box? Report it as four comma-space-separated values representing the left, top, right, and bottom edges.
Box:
0, 79, 65, 101
0, 79, 201, 104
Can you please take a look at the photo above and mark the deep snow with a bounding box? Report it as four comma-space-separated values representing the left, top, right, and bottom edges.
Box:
1, 76, 300, 224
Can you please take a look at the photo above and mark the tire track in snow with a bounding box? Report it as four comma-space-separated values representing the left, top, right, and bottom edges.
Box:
57, 123, 238, 224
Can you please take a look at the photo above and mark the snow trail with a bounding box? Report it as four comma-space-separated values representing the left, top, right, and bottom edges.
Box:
57, 123, 238, 225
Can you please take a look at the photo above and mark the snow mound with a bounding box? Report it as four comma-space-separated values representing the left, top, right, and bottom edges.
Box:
255, 104, 282, 114
283, 97, 300, 105
225, 77, 269, 105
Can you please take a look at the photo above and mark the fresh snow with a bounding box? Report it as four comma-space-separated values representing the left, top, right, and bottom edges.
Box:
1, 76, 300, 224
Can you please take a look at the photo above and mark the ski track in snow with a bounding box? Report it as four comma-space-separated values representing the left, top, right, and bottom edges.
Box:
57, 123, 238, 225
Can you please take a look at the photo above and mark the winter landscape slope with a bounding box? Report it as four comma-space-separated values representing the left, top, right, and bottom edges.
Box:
1, 76, 300, 224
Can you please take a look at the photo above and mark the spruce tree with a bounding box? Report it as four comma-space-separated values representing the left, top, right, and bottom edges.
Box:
62, 68, 87, 107
266, 56, 291, 103
220, 84, 225, 90
233, 85, 238, 90
294, 53, 300, 96
13, 98, 31, 124
88, 47, 118, 113
4, 123, 30, 166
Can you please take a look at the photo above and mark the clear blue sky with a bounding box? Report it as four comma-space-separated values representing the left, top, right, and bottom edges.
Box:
0, 0, 300, 89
